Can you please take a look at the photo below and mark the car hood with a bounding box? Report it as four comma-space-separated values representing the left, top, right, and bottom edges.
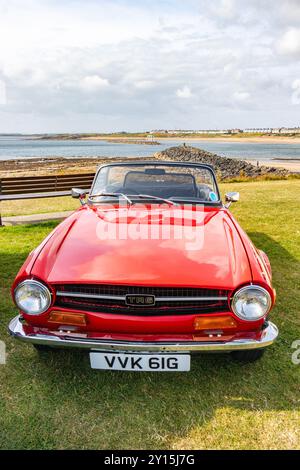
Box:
31, 205, 252, 289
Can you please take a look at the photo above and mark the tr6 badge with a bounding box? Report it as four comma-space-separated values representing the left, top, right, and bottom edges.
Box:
125, 295, 156, 306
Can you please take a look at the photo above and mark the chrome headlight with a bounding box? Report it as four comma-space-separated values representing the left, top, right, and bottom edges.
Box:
231, 285, 271, 321
14, 280, 52, 315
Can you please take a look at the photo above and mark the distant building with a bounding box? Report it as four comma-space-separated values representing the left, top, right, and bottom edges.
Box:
197, 129, 229, 134
166, 130, 196, 134
244, 128, 272, 133
150, 127, 300, 135
228, 129, 243, 134
151, 129, 169, 134
151, 129, 239, 135
279, 127, 300, 134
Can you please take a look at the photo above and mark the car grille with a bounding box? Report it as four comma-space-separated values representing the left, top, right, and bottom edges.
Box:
53, 284, 230, 316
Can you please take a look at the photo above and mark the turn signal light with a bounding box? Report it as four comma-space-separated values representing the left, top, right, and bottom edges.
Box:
48, 311, 87, 326
194, 315, 237, 330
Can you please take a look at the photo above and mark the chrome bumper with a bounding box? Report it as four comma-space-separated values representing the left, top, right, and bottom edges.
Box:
8, 315, 278, 353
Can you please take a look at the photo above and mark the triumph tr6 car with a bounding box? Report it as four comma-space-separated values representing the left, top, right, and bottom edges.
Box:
9, 161, 278, 371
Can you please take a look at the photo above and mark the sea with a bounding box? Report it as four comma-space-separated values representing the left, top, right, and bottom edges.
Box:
0, 136, 299, 163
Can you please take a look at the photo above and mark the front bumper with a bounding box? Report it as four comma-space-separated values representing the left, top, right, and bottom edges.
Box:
8, 315, 278, 353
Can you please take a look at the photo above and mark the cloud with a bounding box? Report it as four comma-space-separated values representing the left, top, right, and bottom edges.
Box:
233, 91, 250, 102
0, 78, 6, 105
291, 79, 300, 105
278, 28, 300, 56
211, 0, 237, 19
79, 75, 110, 92
278, 0, 300, 24
0, 0, 300, 132
134, 80, 156, 90
176, 86, 192, 99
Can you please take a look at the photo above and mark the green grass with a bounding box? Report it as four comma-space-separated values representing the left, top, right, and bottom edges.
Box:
0, 180, 299, 450
2, 177, 299, 218
1, 195, 79, 217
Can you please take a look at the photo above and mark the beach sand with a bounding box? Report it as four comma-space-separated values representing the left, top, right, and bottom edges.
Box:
81, 135, 300, 144
0, 156, 136, 178
246, 160, 300, 172
0, 155, 299, 178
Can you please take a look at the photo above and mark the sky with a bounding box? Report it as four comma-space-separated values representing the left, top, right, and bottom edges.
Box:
0, 0, 300, 133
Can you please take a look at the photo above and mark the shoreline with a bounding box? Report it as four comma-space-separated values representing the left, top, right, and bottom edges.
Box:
80, 135, 300, 144
29, 134, 300, 144
0, 156, 136, 178
0, 154, 299, 178
245, 160, 300, 172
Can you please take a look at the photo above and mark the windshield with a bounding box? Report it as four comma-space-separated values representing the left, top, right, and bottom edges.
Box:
90, 163, 220, 204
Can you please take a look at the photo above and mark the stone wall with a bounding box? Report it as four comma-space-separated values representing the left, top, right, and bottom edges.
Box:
154, 145, 291, 180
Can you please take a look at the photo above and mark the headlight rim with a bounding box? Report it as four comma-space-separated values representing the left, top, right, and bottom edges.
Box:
231, 284, 272, 322
14, 279, 52, 315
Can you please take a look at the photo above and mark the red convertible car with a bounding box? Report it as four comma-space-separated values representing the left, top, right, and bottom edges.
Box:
9, 161, 278, 371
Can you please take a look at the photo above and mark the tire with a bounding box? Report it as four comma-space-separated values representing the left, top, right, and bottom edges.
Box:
33, 344, 53, 352
231, 349, 265, 363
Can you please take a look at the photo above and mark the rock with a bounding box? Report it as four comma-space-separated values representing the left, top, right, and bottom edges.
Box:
153, 145, 291, 180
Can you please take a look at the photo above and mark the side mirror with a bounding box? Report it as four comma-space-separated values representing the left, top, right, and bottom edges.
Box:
72, 188, 87, 205
225, 191, 240, 208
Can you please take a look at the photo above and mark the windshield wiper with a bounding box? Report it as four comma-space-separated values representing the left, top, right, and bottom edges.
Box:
89, 192, 178, 206
128, 194, 178, 206
89, 192, 133, 205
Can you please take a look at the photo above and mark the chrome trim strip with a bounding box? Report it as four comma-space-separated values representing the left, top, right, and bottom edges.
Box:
154, 296, 228, 302
8, 315, 278, 353
56, 291, 228, 302
56, 292, 125, 301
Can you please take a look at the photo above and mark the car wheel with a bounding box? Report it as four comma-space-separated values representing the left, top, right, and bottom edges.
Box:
231, 349, 265, 362
33, 344, 53, 352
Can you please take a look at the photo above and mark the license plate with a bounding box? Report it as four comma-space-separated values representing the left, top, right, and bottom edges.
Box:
90, 352, 191, 372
